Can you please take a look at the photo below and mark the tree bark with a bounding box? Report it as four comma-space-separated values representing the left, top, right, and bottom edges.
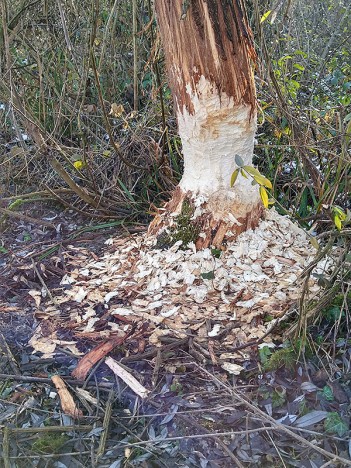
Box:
151, 0, 263, 248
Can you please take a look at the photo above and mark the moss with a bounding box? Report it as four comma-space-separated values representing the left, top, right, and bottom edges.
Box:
32, 433, 69, 454
156, 199, 200, 249
264, 347, 297, 371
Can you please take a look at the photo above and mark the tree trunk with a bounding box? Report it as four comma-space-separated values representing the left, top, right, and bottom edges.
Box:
151, 0, 263, 248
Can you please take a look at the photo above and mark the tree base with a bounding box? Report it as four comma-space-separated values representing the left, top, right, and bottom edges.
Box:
149, 187, 264, 249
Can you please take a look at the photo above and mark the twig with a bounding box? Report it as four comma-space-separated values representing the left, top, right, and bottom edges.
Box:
0, 333, 20, 375
121, 337, 188, 363
152, 348, 162, 386
0, 373, 113, 390
3, 426, 10, 468
4, 425, 93, 434
132, 0, 138, 112
96, 388, 114, 461
178, 413, 245, 468
31, 258, 57, 305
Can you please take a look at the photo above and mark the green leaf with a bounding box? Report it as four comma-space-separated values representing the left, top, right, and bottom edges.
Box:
310, 237, 320, 250
255, 175, 273, 189
235, 154, 244, 167
0, 246, 8, 254
324, 412, 348, 437
272, 389, 286, 408
240, 168, 248, 179
73, 160, 84, 170
201, 271, 215, 280
117, 179, 135, 202
293, 63, 305, 71
260, 186, 269, 208
243, 166, 273, 189
211, 248, 222, 258
230, 168, 240, 187
260, 10, 272, 23
321, 386, 334, 401
333, 206, 347, 220
242, 165, 261, 177
258, 345, 272, 365
334, 214, 342, 231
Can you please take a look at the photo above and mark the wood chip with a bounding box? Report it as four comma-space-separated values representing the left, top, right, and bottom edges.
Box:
51, 375, 83, 418
105, 357, 150, 399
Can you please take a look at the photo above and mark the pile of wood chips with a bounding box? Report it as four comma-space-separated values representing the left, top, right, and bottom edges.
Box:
30, 209, 328, 373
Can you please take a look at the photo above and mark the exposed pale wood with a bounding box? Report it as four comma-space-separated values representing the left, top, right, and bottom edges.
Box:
105, 357, 150, 399
51, 375, 83, 418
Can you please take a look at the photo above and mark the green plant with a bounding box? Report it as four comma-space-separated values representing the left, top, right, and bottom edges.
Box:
263, 346, 297, 371
324, 412, 348, 437
156, 199, 200, 249
231, 154, 273, 208
32, 433, 68, 454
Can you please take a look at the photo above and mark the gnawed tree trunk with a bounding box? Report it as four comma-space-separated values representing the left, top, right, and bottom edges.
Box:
150, 0, 263, 249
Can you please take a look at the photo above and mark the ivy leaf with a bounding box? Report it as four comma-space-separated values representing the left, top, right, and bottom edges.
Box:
230, 168, 240, 187
260, 186, 269, 208
258, 345, 272, 365
0, 246, 8, 253
211, 248, 222, 258
235, 154, 244, 167
324, 412, 348, 437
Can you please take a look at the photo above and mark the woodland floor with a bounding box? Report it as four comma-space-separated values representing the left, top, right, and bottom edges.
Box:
0, 204, 350, 468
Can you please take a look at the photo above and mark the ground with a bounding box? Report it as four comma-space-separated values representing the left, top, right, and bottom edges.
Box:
0, 204, 350, 467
